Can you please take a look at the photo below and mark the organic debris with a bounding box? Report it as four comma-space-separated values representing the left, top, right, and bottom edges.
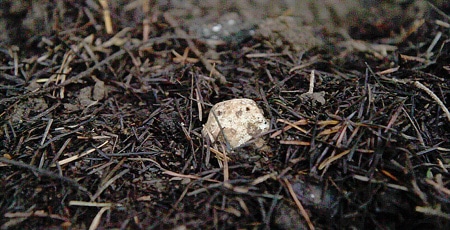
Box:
0, 0, 449, 229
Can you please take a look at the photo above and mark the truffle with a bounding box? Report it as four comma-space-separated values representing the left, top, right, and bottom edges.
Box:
202, 98, 269, 149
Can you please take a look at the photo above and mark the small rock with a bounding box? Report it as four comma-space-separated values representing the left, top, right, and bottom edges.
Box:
202, 99, 269, 149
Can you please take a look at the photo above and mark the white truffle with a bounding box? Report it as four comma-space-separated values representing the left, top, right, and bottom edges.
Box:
202, 98, 269, 149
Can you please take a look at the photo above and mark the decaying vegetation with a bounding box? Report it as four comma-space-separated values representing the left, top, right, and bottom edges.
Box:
1, 1, 449, 229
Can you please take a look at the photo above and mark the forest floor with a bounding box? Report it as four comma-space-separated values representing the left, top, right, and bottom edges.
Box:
1, 0, 449, 229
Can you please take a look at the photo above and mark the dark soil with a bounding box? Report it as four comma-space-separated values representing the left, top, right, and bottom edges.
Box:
1, 0, 449, 229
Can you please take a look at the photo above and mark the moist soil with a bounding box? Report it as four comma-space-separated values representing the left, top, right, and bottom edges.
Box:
1, 1, 450, 229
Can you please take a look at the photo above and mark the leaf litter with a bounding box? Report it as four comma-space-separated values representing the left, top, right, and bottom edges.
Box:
0, 0, 449, 229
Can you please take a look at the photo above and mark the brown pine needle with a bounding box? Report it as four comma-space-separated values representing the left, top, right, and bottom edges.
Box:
318, 149, 351, 170
414, 81, 450, 122
283, 178, 315, 230
89, 206, 110, 230
163, 170, 220, 183
277, 119, 309, 134
279, 140, 311, 146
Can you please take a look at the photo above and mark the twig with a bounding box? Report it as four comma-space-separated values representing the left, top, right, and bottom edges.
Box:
251, 172, 277, 186
245, 53, 284, 58
279, 140, 311, 146
425, 177, 450, 196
